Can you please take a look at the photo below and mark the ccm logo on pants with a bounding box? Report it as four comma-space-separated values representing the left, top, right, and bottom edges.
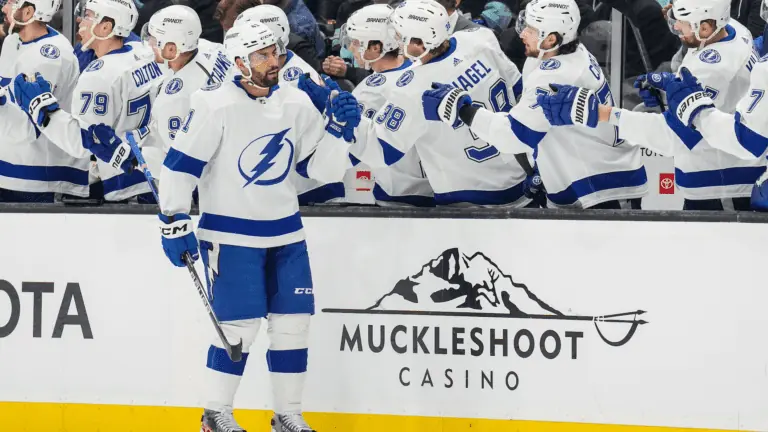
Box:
294, 288, 313, 294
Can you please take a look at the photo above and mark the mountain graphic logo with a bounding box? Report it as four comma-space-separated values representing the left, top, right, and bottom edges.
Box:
323, 248, 647, 347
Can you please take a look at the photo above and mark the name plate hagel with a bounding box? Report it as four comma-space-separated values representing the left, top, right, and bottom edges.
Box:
323, 248, 647, 391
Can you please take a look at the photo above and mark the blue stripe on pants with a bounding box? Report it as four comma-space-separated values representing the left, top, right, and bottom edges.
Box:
207, 345, 250, 376
266, 348, 308, 373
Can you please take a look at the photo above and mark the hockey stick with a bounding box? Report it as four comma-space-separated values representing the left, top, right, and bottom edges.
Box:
125, 130, 244, 362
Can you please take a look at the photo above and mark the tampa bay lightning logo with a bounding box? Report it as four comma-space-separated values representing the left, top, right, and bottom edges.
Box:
650, 73, 662, 83
84, 59, 104, 72
40, 44, 60, 59
238, 128, 295, 187
396, 70, 415, 87
365, 73, 387, 87
283, 66, 303, 81
165, 78, 184, 95
699, 49, 721, 64
539, 59, 561, 70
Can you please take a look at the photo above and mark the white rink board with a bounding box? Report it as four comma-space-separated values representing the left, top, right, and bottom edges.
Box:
0, 213, 766, 431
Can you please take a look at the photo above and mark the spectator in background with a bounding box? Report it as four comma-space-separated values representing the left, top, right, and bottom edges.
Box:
219, 0, 321, 69
263, 0, 326, 56
472, 1, 514, 34
731, 0, 765, 37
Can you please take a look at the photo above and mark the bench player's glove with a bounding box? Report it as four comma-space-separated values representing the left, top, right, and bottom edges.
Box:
422, 82, 472, 128
82, 124, 137, 173
298, 73, 329, 113
158, 213, 199, 267
325, 90, 361, 142
13, 72, 59, 127
658, 67, 714, 128
537, 84, 599, 128
523, 165, 547, 208
633, 72, 673, 109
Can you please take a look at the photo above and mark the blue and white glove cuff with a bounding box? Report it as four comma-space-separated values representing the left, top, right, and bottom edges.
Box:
437, 87, 470, 126
675, 91, 714, 127
569, 88, 598, 128
159, 216, 194, 239
28, 92, 58, 126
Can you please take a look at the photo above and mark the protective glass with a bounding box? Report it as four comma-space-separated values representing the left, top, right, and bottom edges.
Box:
666, 7, 682, 36
515, 9, 528, 35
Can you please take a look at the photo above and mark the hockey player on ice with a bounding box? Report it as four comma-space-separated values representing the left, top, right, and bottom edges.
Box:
12, 0, 165, 203
535, 0, 766, 211
157, 22, 360, 432
233, 5, 345, 206
0, 0, 90, 202
343, 0, 531, 207
422, 0, 648, 209
140, 5, 235, 162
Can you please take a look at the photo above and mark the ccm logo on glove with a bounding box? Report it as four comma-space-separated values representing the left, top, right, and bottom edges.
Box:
28, 92, 54, 114
160, 220, 191, 238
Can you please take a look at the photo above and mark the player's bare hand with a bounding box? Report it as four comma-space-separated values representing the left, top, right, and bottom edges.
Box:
322, 56, 348, 77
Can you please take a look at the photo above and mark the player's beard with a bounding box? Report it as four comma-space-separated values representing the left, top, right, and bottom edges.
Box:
680, 35, 700, 49
252, 66, 280, 88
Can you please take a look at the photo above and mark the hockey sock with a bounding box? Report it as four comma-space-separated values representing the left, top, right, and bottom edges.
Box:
203, 319, 261, 412
266, 314, 310, 414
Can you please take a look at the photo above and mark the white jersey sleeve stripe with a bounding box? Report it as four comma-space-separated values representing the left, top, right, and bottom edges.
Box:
734, 111, 768, 157
198, 211, 303, 237
163, 147, 208, 178
512, 77, 523, 101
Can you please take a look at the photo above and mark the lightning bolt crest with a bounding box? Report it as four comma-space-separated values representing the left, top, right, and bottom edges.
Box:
242, 128, 291, 188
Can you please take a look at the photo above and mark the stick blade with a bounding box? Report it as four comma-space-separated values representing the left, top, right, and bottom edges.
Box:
227, 338, 244, 362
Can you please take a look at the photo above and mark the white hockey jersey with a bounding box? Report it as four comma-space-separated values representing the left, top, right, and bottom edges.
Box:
0, 27, 89, 196
351, 59, 437, 206
42, 43, 166, 202
616, 24, 764, 200
691, 55, 768, 160
278, 51, 346, 205
465, 44, 647, 208
354, 28, 528, 207
160, 78, 350, 248
151, 39, 234, 156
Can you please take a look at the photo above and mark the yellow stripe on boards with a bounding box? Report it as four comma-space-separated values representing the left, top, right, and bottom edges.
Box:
0, 402, 750, 432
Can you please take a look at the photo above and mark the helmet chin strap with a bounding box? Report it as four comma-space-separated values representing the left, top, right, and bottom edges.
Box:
359, 46, 385, 70
693, 22, 722, 50
8, 8, 36, 34
81, 18, 114, 51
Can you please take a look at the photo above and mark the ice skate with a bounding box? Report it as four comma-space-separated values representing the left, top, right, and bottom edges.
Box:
200, 408, 247, 432
271, 413, 316, 432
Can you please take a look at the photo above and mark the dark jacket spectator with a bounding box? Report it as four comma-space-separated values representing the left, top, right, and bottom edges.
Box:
731, 0, 766, 38
136, 0, 224, 43
336, 0, 372, 25
263, 0, 326, 57
288, 32, 322, 70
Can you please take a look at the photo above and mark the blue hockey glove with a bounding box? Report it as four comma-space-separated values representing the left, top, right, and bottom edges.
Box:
537, 84, 599, 128
325, 90, 361, 142
82, 124, 137, 172
158, 213, 199, 267
660, 67, 715, 128
751, 171, 768, 211
322, 74, 342, 92
422, 82, 472, 128
633, 72, 674, 108
13, 72, 59, 127
298, 73, 330, 113
523, 165, 547, 207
